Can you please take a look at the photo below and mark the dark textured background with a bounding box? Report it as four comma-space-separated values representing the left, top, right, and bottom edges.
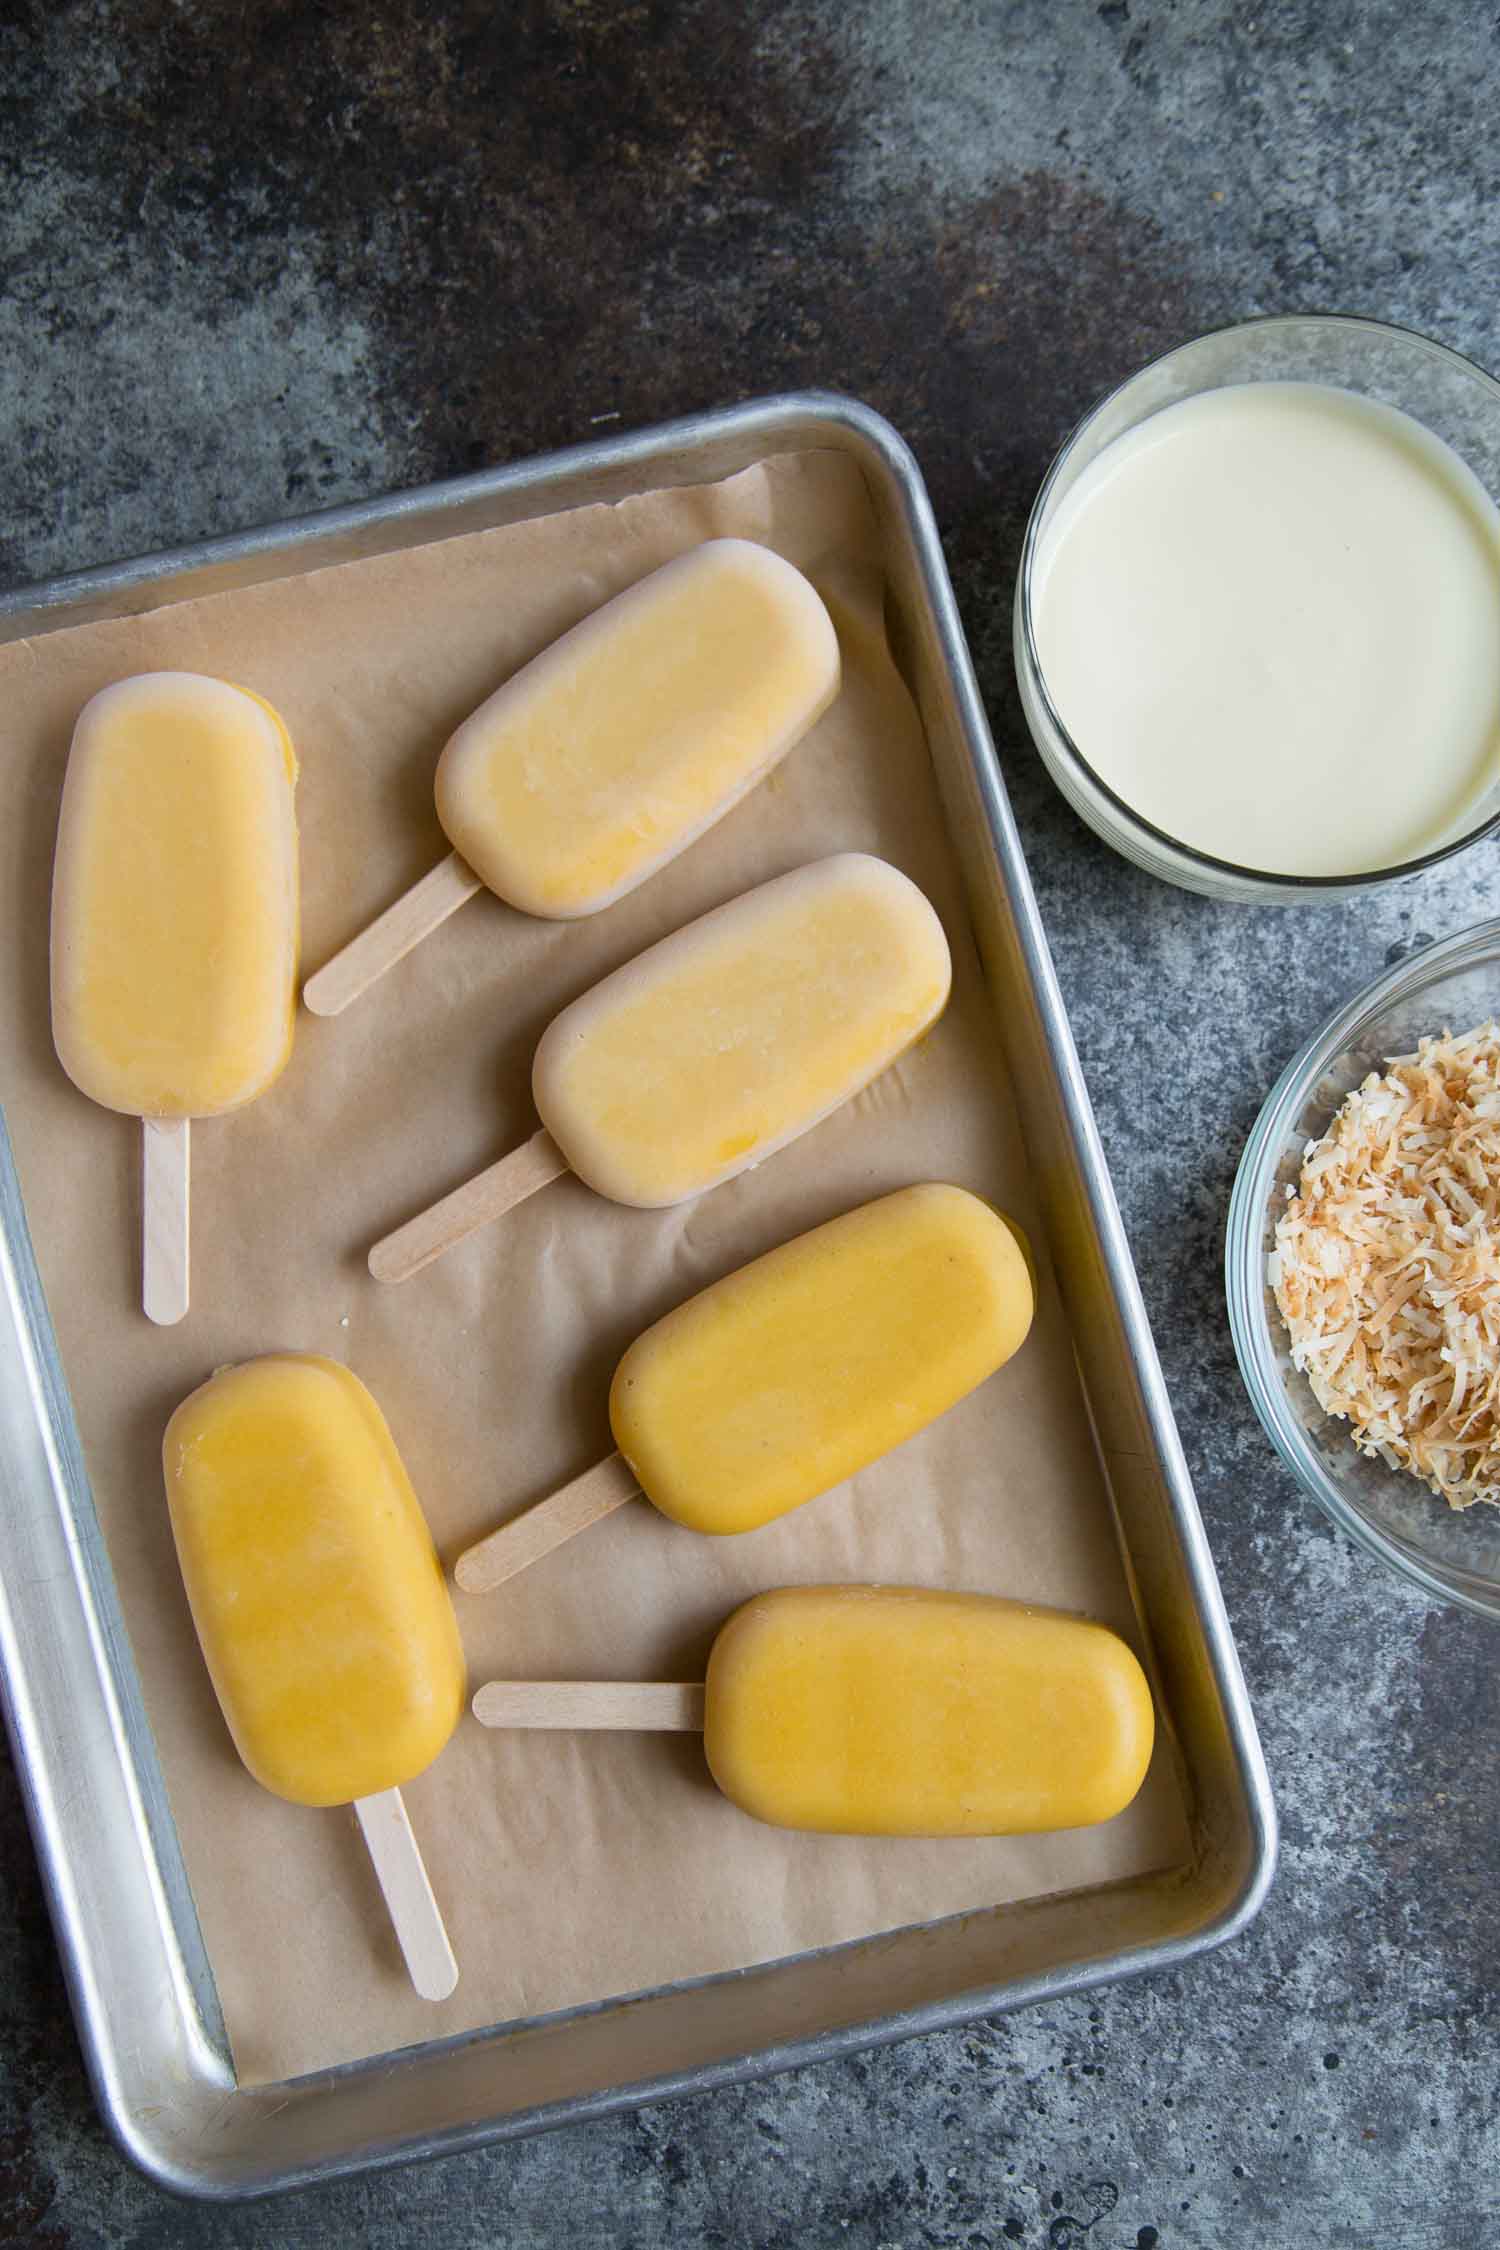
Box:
4, 3, 1500, 2243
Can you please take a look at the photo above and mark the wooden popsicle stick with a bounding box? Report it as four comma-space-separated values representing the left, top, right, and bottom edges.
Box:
368, 1127, 569, 1284
454, 1450, 642, 1593
302, 850, 484, 1018
353, 1786, 459, 2002
472, 1681, 706, 1732
142, 1116, 190, 1326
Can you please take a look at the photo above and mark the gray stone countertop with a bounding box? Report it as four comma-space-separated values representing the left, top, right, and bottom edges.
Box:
3, 3, 1499, 2243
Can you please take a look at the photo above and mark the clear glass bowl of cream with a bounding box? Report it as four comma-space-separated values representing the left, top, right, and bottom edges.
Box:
1226, 918, 1500, 1619
1015, 315, 1500, 902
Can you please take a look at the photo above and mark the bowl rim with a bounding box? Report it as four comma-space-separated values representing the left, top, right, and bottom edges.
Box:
1017, 311, 1500, 896
1225, 915, 1500, 1619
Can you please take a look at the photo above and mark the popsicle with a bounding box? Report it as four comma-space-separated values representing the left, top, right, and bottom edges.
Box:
473, 1586, 1156, 1837
368, 854, 952, 1283
301, 540, 840, 1015
50, 672, 300, 1325
455, 1184, 1033, 1592
163, 1355, 466, 1999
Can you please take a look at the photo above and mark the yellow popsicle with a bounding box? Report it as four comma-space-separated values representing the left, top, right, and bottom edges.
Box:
612, 1185, 1032, 1534
456, 1184, 1033, 1591
50, 671, 300, 1323
533, 853, 952, 1207
52, 672, 299, 1118
304, 539, 840, 1014
473, 1586, 1157, 1839
703, 1586, 1156, 1835
435, 538, 840, 917
163, 1355, 464, 1808
370, 854, 953, 1283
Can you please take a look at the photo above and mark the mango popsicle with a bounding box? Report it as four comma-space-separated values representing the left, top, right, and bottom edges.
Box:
163, 1355, 465, 1998
455, 1184, 1033, 1592
302, 539, 840, 1015
368, 854, 952, 1283
473, 1586, 1156, 1837
50, 672, 299, 1324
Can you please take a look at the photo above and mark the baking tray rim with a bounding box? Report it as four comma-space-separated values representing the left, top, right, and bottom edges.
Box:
0, 385, 1276, 2199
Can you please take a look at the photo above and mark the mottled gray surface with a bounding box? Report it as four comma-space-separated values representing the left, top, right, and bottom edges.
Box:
3, 1, 1500, 2242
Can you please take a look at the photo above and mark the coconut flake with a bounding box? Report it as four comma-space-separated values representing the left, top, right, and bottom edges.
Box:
1272, 1022, 1500, 1510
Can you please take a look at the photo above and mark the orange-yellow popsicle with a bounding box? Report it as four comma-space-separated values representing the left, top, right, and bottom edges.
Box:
614, 1184, 1032, 1531
163, 1354, 464, 1998
455, 1184, 1033, 1590
703, 1586, 1155, 1835
473, 1586, 1157, 1839
163, 1355, 463, 1808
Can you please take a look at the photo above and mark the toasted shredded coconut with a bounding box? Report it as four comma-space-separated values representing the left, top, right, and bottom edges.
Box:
1272, 1022, 1500, 1510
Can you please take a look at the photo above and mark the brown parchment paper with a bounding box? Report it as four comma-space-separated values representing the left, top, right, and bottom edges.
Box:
0, 450, 1190, 2085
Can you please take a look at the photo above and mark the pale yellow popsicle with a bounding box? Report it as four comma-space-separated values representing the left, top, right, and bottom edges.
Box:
163, 1355, 465, 1998
52, 672, 299, 1116
472, 1586, 1157, 1839
455, 1184, 1033, 1590
436, 538, 840, 916
533, 853, 952, 1206
304, 539, 840, 1013
50, 671, 300, 1323
369, 854, 953, 1282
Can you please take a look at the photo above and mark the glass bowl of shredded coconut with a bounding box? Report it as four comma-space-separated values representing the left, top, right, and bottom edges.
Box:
1228, 918, 1500, 1617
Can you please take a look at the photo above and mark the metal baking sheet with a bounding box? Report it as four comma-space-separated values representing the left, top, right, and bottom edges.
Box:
0, 392, 1276, 2198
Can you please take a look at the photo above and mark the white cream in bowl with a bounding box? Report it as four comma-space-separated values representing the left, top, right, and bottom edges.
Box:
1031, 381, 1500, 877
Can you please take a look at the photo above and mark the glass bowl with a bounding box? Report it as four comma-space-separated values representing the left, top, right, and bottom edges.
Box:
1014, 313, 1500, 903
1227, 918, 1500, 1618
